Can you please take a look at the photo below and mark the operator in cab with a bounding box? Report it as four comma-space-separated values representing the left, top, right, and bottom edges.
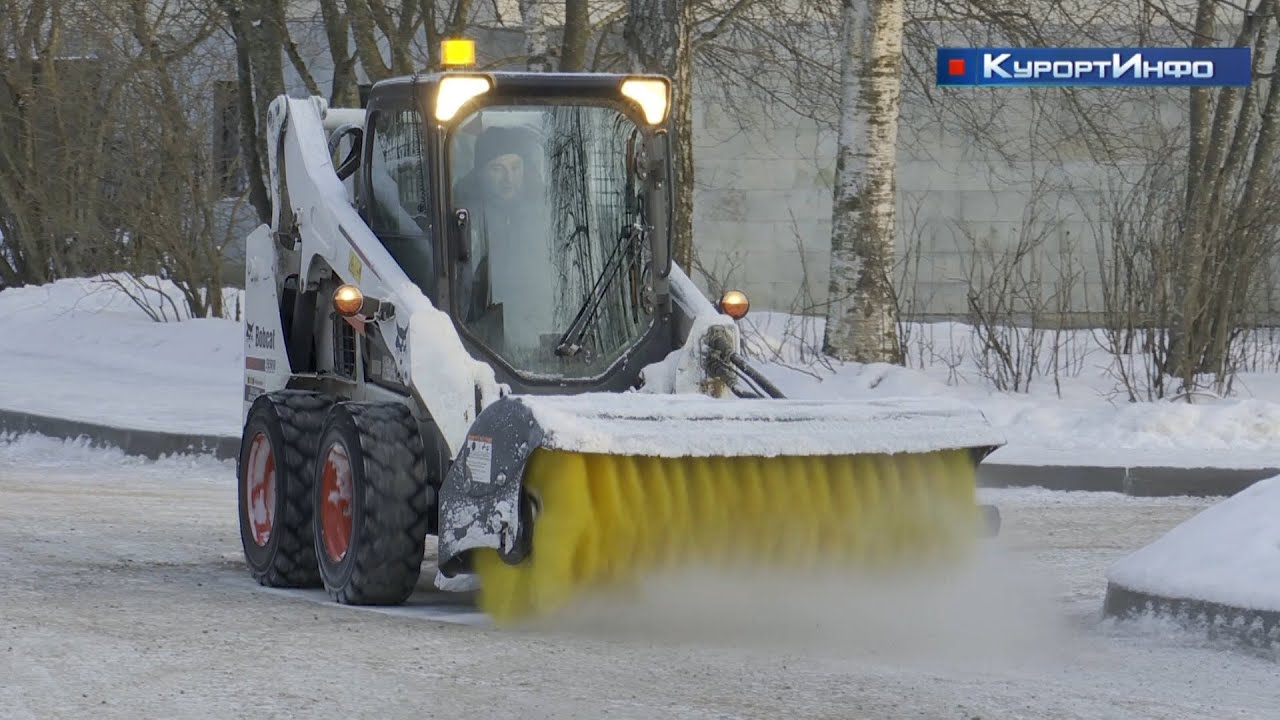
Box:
452, 124, 557, 358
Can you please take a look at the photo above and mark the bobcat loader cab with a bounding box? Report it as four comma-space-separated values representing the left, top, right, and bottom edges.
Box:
342, 53, 679, 392
237, 39, 1003, 624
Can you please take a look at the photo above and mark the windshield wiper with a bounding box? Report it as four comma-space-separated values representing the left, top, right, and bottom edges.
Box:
554, 223, 645, 357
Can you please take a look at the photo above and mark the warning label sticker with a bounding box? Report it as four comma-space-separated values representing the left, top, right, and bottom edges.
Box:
465, 436, 493, 484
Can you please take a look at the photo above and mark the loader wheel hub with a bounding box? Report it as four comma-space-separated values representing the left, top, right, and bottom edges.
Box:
320, 443, 354, 563
244, 432, 276, 546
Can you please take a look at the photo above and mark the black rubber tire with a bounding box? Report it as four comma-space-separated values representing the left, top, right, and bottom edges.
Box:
313, 402, 429, 605
237, 390, 333, 587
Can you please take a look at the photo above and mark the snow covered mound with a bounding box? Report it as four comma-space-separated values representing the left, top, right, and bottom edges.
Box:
521, 393, 1004, 457
1106, 475, 1280, 612
0, 275, 244, 435
0, 275, 1277, 471
741, 311, 1280, 469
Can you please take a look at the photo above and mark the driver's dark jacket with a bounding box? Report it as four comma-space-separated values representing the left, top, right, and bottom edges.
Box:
451, 174, 544, 325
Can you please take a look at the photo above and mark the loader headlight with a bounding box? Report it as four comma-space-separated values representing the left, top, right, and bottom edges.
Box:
620, 78, 670, 125
334, 284, 365, 317
718, 290, 750, 320
435, 75, 492, 122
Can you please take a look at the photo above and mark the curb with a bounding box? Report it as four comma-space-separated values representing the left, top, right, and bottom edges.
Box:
1103, 582, 1280, 653
0, 408, 239, 462
0, 407, 1273, 499
978, 463, 1278, 498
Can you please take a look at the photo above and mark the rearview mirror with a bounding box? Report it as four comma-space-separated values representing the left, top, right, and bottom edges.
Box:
646, 138, 672, 279
452, 208, 471, 261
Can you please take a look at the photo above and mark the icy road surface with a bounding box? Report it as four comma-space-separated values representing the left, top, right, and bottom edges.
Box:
1, 435, 1277, 720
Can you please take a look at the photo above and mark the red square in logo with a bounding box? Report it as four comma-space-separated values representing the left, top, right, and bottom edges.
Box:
948, 58, 966, 76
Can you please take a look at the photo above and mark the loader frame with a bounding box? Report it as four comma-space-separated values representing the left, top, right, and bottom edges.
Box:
240, 70, 748, 586
237, 67, 1005, 616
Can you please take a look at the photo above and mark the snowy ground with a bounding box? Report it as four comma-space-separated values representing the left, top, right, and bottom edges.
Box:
1, 275, 1278, 468
5, 276, 1277, 716
2, 434, 1277, 719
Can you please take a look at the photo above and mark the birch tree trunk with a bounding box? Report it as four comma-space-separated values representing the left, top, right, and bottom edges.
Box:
821, 0, 905, 364
668, 2, 695, 273
518, 0, 549, 71
559, 0, 590, 71
625, 0, 695, 271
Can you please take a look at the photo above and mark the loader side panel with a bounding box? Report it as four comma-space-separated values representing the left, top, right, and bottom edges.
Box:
269, 94, 503, 455
242, 225, 294, 422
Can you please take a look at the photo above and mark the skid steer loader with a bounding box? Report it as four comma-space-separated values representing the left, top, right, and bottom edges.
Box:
236, 39, 1004, 624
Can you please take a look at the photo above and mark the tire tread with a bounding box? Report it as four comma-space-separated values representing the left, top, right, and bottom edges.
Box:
321, 402, 429, 605
242, 390, 332, 588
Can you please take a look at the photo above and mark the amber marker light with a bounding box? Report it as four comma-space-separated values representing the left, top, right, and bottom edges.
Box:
718, 290, 750, 319
440, 38, 477, 68
334, 284, 364, 317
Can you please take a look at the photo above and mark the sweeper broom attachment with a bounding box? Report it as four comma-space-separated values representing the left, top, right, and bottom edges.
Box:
437, 394, 1002, 625
237, 44, 1005, 627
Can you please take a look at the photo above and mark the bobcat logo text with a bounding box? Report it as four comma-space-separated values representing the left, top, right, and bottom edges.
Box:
245, 323, 276, 350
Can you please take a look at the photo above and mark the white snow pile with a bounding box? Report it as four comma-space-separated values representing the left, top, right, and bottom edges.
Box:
522, 393, 1005, 457
0, 431, 233, 479
0, 274, 1277, 471
1106, 474, 1280, 612
740, 311, 1280, 469
0, 274, 244, 435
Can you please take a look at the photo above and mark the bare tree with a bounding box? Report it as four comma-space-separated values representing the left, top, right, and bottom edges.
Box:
344, 0, 424, 82
0, 0, 238, 318
317, 0, 359, 106
888, 0, 1280, 395
215, 0, 287, 224
0, 0, 139, 286
1164, 0, 1280, 389
115, 0, 233, 318
218, 0, 475, 226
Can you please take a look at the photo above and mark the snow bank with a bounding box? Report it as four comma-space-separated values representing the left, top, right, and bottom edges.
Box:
0, 277, 1276, 471
522, 393, 1004, 457
0, 432, 233, 479
1106, 475, 1280, 612
742, 311, 1280, 469
0, 275, 245, 435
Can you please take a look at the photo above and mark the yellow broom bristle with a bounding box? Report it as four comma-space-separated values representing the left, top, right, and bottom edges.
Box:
473, 448, 982, 625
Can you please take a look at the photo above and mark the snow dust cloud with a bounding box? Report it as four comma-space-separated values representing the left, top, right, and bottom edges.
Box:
526, 542, 1079, 672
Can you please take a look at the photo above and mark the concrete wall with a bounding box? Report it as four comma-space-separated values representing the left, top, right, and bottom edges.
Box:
686, 70, 1159, 320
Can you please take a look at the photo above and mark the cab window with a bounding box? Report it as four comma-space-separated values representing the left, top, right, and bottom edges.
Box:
367, 107, 434, 293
